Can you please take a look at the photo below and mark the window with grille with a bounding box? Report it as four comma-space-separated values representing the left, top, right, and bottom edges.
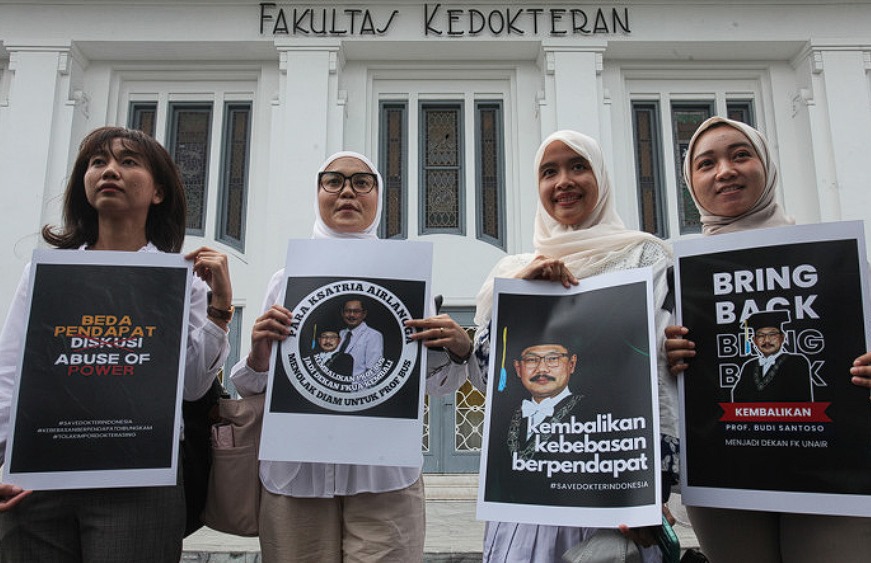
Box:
379, 102, 407, 239
475, 101, 505, 249
128, 99, 252, 250
420, 103, 464, 235
379, 99, 505, 247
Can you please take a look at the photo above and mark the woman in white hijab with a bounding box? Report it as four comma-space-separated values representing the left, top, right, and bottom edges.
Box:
230, 151, 472, 562
470, 131, 676, 562
666, 116, 871, 562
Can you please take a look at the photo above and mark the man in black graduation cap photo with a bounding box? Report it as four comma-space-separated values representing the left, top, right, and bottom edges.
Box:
731, 310, 815, 402
312, 325, 354, 378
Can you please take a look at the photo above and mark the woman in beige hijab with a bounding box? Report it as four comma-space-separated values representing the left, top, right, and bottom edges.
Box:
666, 116, 871, 562
471, 130, 676, 562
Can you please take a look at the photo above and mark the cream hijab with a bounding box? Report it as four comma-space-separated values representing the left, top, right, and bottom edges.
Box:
311, 151, 383, 239
474, 130, 671, 325
683, 116, 793, 236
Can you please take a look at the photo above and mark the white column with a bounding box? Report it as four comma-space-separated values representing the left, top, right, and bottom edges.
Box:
0, 45, 76, 320
539, 44, 606, 140
818, 49, 871, 223
803, 45, 871, 239
265, 41, 341, 266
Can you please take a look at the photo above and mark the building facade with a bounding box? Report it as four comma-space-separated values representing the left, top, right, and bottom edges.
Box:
2, 0, 870, 472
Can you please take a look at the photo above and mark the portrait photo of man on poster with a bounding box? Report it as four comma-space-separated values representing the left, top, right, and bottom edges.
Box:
478, 271, 660, 529
273, 281, 421, 421
336, 297, 385, 388
675, 221, 871, 515
732, 310, 815, 403
311, 324, 354, 378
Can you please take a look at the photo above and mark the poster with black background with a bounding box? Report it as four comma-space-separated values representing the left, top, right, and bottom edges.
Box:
477, 268, 661, 528
259, 239, 432, 467
676, 221, 871, 516
5, 250, 190, 490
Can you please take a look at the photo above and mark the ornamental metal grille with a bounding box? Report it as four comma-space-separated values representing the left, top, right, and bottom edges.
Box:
454, 380, 485, 452
220, 104, 250, 247
671, 104, 711, 235
633, 103, 666, 238
129, 103, 157, 138
381, 103, 406, 239
422, 106, 461, 230
422, 394, 430, 452
477, 103, 503, 245
169, 104, 212, 232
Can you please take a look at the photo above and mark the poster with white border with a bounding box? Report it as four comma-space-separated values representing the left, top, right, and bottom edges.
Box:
477, 268, 661, 528
5, 249, 191, 490
259, 239, 432, 467
675, 220, 871, 516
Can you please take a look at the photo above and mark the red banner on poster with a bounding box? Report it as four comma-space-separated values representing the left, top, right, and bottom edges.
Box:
719, 402, 832, 422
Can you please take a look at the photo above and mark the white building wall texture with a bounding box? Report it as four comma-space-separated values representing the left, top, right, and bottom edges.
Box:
1, 1, 870, 361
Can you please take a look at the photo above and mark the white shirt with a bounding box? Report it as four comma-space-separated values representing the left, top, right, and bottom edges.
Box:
0, 243, 229, 458
758, 349, 785, 375
338, 321, 383, 382
522, 387, 572, 440
230, 268, 472, 497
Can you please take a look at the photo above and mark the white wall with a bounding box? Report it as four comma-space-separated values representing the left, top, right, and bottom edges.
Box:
0, 1, 870, 363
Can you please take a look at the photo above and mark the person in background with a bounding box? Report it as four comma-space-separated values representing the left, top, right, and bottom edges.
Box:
337, 298, 383, 385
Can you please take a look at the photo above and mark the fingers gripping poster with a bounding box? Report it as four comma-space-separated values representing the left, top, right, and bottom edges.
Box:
675, 221, 871, 516
477, 269, 661, 528
5, 250, 191, 490
260, 239, 432, 467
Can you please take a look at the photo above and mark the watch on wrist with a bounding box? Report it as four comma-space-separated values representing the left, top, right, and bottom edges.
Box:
207, 304, 234, 322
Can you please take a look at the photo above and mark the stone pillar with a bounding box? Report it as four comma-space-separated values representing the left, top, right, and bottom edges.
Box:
802, 45, 871, 239
266, 40, 342, 266
539, 43, 606, 140
0, 45, 77, 317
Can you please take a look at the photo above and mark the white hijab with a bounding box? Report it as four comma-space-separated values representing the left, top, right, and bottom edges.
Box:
474, 130, 670, 325
311, 151, 383, 239
683, 116, 793, 236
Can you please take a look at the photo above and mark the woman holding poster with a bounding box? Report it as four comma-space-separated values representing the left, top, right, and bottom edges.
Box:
471, 130, 676, 562
665, 116, 871, 561
0, 126, 232, 561
230, 151, 473, 563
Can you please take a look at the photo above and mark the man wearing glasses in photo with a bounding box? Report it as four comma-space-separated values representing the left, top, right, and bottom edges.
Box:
482, 342, 586, 505
336, 298, 384, 389
509, 343, 582, 456
732, 310, 815, 402
312, 325, 354, 378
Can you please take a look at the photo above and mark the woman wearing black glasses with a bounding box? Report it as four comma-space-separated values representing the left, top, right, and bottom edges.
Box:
231, 151, 472, 563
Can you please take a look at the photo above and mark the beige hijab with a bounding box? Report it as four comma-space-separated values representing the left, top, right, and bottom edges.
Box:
474, 130, 671, 325
683, 116, 793, 236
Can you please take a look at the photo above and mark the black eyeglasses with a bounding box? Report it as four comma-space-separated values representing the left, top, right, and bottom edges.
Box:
520, 353, 570, 369
318, 171, 378, 193
754, 330, 782, 341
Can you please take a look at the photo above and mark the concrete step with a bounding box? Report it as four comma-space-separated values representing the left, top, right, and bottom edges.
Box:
181, 476, 697, 562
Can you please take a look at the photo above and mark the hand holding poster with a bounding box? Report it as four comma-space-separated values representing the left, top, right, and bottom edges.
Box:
5, 250, 191, 490
477, 268, 661, 529
675, 221, 871, 516
259, 238, 431, 467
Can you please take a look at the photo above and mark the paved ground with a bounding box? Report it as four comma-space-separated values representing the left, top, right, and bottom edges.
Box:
181, 477, 698, 563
